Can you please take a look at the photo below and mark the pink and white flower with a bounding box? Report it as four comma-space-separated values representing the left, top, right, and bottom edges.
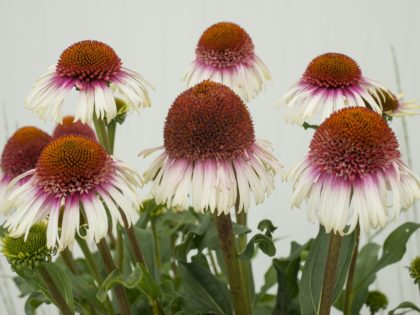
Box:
288, 107, 420, 234
184, 22, 271, 102
25, 40, 152, 124
281, 53, 387, 125
141, 81, 282, 215
2, 135, 142, 251
0, 127, 51, 206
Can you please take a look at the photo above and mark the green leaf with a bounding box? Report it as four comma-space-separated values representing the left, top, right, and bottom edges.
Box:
257, 219, 277, 237
388, 301, 420, 315
24, 292, 49, 315
178, 261, 233, 315
133, 227, 158, 278
97, 263, 160, 303
68, 273, 107, 312
239, 234, 276, 260
299, 226, 356, 315
40, 264, 75, 313
349, 222, 420, 315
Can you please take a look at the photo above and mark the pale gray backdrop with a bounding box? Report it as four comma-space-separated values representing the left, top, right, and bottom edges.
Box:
0, 0, 419, 314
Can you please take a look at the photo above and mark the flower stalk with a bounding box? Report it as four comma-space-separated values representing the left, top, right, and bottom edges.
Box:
216, 213, 251, 315
319, 232, 342, 315
343, 225, 360, 315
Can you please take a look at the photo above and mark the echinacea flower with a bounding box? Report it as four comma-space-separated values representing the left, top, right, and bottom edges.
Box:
288, 107, 420, 234
183, 22, 271, 102
2, 135, 142, 250
1, 222, 54, 270
0, 127, 51, 204
140, 81, 282, 215
52, 115, 96, 140
281, 53, 387, 125
366, 88, 420, 118
25, 40, 152, 124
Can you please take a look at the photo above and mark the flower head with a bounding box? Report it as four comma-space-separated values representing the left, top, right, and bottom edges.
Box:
3, 135, 142, 250
365, 290, 388, 314
1, 222, 54, 271
141, 81, 282, 214
366, 88, 420, 119
184, 22, 271, 102
26, 40, 152, 124
52, 115, 96, 140
409, 256, 420, 284
289, 107, 420, 234
0, 127, 51, 203
281, 52, 387, 125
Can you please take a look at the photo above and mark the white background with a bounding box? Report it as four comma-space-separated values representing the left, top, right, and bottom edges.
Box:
0, 0, 419, 314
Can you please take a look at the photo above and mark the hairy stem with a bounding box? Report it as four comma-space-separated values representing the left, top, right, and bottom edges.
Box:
216, 213, 251, 315
61, 248, 79, 275
319, 233, 342, 315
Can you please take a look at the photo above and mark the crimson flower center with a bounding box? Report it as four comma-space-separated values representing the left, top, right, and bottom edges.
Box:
303, 53, 362, 88
164, 81, 255, 160
1, 127, 51, 179
52, 115, 96, 140
35, 135, 113, 197
56, 40, 122, 84
308, 107, 400, 181
196, 22, 255, 69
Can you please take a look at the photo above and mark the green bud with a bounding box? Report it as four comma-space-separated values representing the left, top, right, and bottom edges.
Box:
365, 290, 388, 314
1, 223, 55, 271
409, 256, 420, 284
110, 98, 128, 125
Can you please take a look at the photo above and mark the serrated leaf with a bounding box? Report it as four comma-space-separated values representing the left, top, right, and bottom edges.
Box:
178, 262, 233, 315
388, 301, 420, 315
299, 226, 355, 315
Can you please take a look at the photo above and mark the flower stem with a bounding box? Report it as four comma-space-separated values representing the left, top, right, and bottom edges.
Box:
77, 237, 115, 315
97, 239, 132, 315
235, 210, 254, 301
116, 228, 124, 269
38, 265, 73, 315
93, 116, 112, 154
343, 225, 360, 315
215, 213, 251, 315
319, 232, 342, 315
61, 248, 79, 275
151, 219, 161, 268
107, 122, 117, 154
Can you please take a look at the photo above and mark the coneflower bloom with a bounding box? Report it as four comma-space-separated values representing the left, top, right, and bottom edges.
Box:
281, 53, 387, 125
288, 107, 420, 234
183, 22, 271, 102
0, 127, 51, 204
366, 88, 420, 118
140, 81, 282, 214
25, 40, 152, 124
2, 135, 142, 250
52, 115, 96, 140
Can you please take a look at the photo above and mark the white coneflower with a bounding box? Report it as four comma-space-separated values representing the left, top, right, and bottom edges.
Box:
0, 127, 51, 205
281, 52, 387, 125
184, 22, 271, 102
3, 135, 142, 251
289, 107, 420, 234
26, 40, 152, 124
141, 81, 282, 215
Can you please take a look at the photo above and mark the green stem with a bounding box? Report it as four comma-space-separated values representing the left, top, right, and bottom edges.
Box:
107, 122, 117, 154
121, 211, 146, 266
343, 225, 360, 315
77, 237, 115, 315
38, 265, 73, 315
61, 248, 79, 275
97, 239, 132, 315
216, 214, 251, 315
319, 232, 342, 315
302, 122, 319, 130
151, 219, 161, 268
235, 210, 254, 302
93, 115, 112, 154
116, 228, 124, 270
